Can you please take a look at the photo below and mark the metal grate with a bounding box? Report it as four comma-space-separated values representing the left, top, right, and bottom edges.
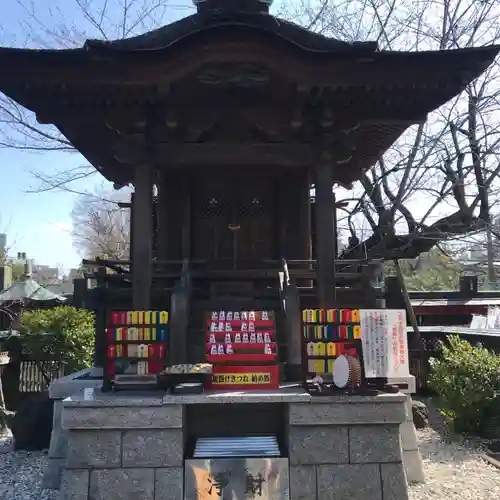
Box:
193, 436, 281, 458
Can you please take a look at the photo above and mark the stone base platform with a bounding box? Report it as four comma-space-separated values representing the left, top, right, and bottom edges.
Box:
389, 375, 425, 483
43, 367, 104, 489
58, 388, 409, 500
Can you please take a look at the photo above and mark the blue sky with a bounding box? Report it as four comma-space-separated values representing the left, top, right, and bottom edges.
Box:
0, 0, 195, 271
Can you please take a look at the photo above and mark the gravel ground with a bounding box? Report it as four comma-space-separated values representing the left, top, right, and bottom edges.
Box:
409, 398, 500, 500
409, 427, 500, 500
0, 433, 59, 500
1, 404, 499, 500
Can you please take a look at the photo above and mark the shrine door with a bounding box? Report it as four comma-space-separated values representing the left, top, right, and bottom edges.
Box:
192, 176, 276, 268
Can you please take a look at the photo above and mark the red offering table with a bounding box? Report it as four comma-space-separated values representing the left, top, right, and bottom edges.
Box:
205, 310, 279, 389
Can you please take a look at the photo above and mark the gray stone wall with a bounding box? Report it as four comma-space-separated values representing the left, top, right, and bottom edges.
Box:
288, 394, 409, 500
43, 367, 104, 489
58, 390, 410, 500
60, 401, 183, 500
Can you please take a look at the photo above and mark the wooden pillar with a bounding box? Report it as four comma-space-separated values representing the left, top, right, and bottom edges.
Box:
181, 175, 192, 261
156, 172, 169, 262
314, 161, 336, 307
277, 175, 288, 259
132, 164, 154, 309
129, 193, 135, 265
299, 172, 312, 262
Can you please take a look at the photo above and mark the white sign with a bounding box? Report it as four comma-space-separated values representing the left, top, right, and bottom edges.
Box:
360, 310, 409, 379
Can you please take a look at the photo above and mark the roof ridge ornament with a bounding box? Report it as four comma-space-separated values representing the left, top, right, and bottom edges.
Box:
193, 0, 274, 14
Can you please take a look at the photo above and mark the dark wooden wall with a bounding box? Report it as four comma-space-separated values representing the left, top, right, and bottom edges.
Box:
156, 169, 312, 265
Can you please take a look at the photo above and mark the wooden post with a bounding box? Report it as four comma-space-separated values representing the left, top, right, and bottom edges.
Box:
132, 164, 154, 309
156, 172, 169, 262
314, 161, 336, 307
394, 259, 423, 352
181, 175, 191, 261
94, 267, 107, 370
129, 193, 135, 269
299, 172, 312, 262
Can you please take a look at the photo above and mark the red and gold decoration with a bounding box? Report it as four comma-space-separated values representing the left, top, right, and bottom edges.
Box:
302, 308, 363, 383
205, 310, 279, 390
106, 310, 169, 381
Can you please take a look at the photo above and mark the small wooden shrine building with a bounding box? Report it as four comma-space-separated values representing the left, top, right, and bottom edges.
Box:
0, 0, 497, 322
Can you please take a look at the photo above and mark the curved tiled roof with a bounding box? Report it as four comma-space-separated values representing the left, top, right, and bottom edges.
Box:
84, 10, 378, 55
0, 3, 498, 186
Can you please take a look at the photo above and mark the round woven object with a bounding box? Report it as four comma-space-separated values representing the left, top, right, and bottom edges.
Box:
333, 355, 362, 389
348, 356, 362, 389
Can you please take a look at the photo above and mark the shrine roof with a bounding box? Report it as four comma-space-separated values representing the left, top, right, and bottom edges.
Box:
0, 6, 498, 186
82, 11, 377, 55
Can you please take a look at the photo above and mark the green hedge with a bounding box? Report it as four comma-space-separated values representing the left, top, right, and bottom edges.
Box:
429, 335, 500, 437
20, 306, 95, 373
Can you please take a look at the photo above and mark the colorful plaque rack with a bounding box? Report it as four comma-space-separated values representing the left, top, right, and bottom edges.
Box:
105, 310, 169, 383
205, 310, 279, 390
302, 308, 363, 377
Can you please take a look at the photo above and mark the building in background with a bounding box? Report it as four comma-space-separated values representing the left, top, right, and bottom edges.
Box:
0, 233, 6, 256
0, 243, 80, 295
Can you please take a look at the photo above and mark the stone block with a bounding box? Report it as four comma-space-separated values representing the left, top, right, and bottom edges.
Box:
387, 375, 416, 394
42, 457, 64, 489
290, 465, 317, 500
49, 427, 69, 459
62, 405, 182, 430
404, 396, 413, 421
122, 430, 183, 467
349, 425, 402, 463
60, 469, 90, 500
400, 421, 419, 451
289, 426, 348, 465
89, 469, 154, 500
49, 368, 103, 399
290, 401, 405, 426
66, 430, 121, 468
52, 400, 64, 428
317, 464, 382, 500
403, 449, 425, 483
381, 462, 409, 500
155, 468, 183, 500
